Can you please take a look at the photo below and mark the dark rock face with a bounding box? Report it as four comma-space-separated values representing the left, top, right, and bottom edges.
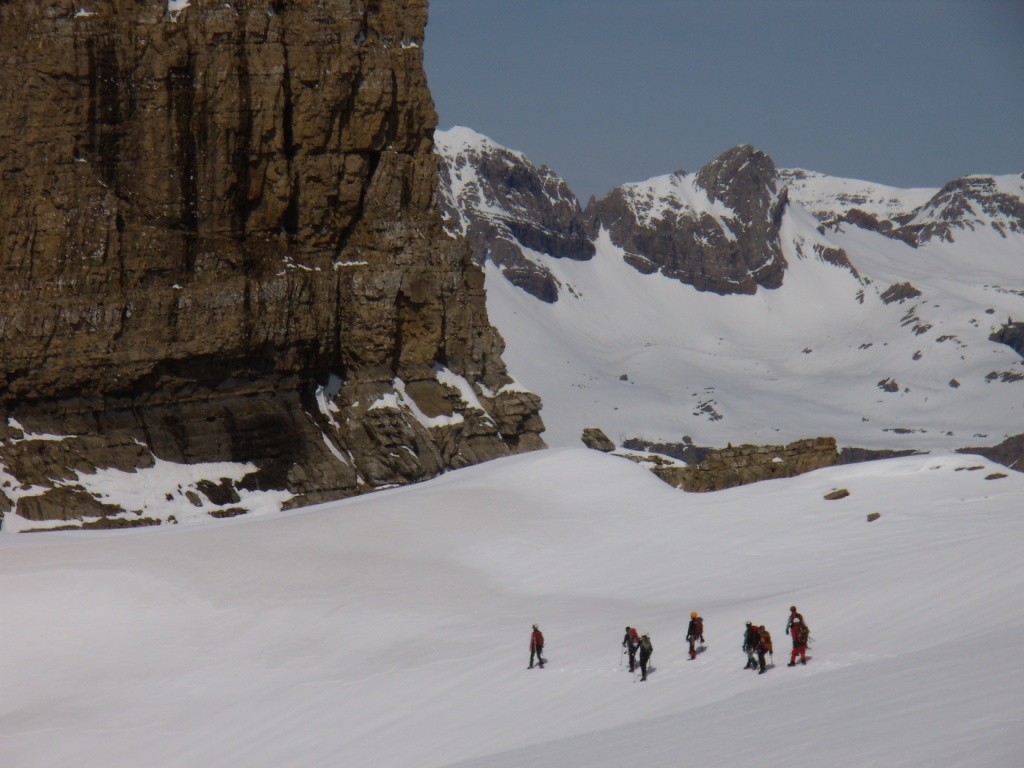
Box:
0, 1, 544, 529
586, 145, 789, 295
958, 433, 1024, 473
838, 447, 923, 464
880, 282, 923, 304
990, 322, 1024, 358
436, 128, 594, 303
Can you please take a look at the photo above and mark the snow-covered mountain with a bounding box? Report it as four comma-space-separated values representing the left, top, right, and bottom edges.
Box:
435, 128, 1024, 464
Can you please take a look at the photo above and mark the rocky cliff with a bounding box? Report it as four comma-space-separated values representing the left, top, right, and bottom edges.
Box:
0, 0, 544, 530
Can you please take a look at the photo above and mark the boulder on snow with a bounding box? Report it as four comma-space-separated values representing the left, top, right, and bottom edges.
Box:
581, 428, 616, 452
824, 488, 850, 500
866, 512, 881, 522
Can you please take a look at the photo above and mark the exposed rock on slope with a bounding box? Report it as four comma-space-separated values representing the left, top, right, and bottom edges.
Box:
0, 0, 543, 530
887, 175, 1024, 245
648, 437, 839, 493
435, 127, 594, 303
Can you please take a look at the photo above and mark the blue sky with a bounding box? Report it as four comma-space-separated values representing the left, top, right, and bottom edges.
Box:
423, 0, 1024, 201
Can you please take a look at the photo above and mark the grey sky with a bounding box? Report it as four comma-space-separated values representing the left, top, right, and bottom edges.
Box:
423, 0, 1024, 202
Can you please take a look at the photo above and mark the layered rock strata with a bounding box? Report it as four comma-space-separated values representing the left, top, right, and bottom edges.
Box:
0, 0, 544, 530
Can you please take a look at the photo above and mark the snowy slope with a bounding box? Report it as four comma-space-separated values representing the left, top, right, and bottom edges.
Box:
1, 449, 1022, 767
778, 168, 935, 220
484, 219, 1024, 452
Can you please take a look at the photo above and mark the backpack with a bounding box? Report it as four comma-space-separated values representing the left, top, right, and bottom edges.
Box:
744, 625, 759, 647
796, 623, 810, 644
694, 617, 703, 635
640, 636, 653, 655
758, 628, 772, 652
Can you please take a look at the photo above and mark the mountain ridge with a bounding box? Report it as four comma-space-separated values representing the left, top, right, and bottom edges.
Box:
436, 126, 1024, 467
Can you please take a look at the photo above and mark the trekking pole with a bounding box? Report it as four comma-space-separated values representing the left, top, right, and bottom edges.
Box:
620, 647, 625, 668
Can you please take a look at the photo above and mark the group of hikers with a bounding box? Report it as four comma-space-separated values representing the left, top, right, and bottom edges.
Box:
530, 606, 811, 680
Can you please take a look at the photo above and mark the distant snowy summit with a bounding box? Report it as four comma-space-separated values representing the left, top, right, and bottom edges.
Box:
435, 126, 1024, 300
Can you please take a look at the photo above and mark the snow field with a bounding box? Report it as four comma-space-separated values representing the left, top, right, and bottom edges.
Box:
1, 448, 1022, 767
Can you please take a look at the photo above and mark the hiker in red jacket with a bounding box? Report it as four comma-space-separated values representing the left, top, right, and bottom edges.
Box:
529, 624, 545, 669
786, 606, 809, 666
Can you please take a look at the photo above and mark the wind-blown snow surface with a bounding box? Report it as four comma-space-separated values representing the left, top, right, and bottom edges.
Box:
2, 449, 1022, 767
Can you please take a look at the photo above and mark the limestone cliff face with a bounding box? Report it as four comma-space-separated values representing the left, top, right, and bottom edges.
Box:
0, 0, 544, 529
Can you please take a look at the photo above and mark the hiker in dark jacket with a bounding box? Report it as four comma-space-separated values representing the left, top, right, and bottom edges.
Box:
622, 626, 640, 672
686, 612, 704, 659
529, 624, 545, 669
638, 633, 653, 681
743, 621, 760, 670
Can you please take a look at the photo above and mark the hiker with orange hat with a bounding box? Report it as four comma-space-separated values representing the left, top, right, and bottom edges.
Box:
686, 611, 704, 659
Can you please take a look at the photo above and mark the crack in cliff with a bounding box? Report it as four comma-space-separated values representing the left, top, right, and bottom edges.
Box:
168, 63, 198, 273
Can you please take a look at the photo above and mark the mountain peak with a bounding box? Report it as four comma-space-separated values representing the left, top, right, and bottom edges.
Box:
695, 144, 779, 213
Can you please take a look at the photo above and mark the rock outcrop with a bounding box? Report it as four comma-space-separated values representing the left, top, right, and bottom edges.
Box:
649, 437, 839, 492
0, 0, 544, 530
580, 427, 615, 452
586, 145, 788, 294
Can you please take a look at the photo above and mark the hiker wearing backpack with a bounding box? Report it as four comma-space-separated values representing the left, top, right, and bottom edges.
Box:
756, 625, 773, 674
622, 626, 640, 672
529, 624, 545, 669
743, 621, 760, 670
787, 606, 809, 666
686, 612, 704, 659
638, 632, 654, 681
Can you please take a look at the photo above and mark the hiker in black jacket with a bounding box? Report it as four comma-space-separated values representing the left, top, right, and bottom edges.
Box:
743, 621, 760, 670
622, 626, 640, 672
637, 633, 653, 681
686, 612, 704, 659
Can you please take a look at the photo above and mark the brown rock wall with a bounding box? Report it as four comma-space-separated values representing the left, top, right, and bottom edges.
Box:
0, 1, 543, 529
